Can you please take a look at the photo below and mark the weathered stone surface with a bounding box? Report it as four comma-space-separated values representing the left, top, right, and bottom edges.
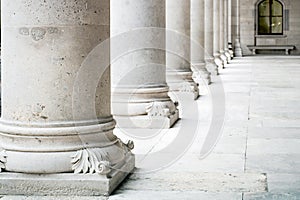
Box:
244, 192, 300, 200
0, 154, 134, 196
111, 0, 179, 128
118, 171, 267, 193
166, 0, 199, 100
0, 0, 135, 195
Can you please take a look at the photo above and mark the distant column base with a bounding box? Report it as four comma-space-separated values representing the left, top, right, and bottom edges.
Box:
214, 55, 224, 70
219, 50, 228, 66
234, 39, 243, 57
112, 86, 179, 129
205, 58, 219, 76
191, 63, 211, 85
115, 109, 179, 129
225, 49, 232, 61
167, 70, 200, 100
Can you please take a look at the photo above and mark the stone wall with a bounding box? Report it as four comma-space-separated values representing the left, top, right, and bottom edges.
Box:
239, 0, 300, 55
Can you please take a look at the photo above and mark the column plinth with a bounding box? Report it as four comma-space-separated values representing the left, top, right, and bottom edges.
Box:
111, 0, 179, 129
0, 0, 134, 195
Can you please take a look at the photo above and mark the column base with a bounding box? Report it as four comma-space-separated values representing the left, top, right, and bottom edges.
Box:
0, 153, 135, 196
112, 86, 179, 129
214, 56, 224, 70
234, 48, 243, 57
167, 70, 200, 100
114, 109, 179, 129
205, 58, 219, 76
234, 40, 243, 57
191, 64, 211, 85
219, 51, 228, 66
224, 50, 232, 61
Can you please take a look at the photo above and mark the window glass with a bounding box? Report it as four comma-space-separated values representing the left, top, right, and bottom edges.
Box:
272, 17, 283, 33
259, 0, 270, 16
259, 17, 271, 34
272, 0, 283, 16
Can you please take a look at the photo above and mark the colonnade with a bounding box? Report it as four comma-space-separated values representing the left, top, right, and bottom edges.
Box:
0, 0, 242, 196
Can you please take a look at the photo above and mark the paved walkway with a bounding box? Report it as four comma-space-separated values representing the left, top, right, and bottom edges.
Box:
1, 56, 300, 199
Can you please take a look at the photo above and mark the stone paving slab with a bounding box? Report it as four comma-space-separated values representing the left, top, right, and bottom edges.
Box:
118, 171, 267, 193
145, 153, 245, 173
1, 196, 107, 200
111, 191, 242, 200
267, 173, 300, 192
248, 127, 300, 139
212, 135, 247, 154
261, 119, 300, 128
243, 192, 300, 200
246, 154, 300, 174
247, 139, 300, 154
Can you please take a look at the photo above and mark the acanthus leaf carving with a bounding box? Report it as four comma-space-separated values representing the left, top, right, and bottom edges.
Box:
146, 102, 172, 117
0, 150, 7, 172
71, 148, 111, 175
179, 82, 199, 93
126, 140, 134, 150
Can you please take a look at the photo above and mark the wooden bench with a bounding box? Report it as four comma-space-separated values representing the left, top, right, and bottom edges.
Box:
247, 45, 295, 55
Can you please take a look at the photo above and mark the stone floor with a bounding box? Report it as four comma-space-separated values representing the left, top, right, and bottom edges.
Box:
1, 56, 300, 199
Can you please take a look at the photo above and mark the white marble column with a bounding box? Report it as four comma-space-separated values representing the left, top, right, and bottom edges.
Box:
0, 0, 134, 195
204, 0, 219, 75
232, 0, 243, 57
111, 0, 179, 128
213, 0, 224, 69
191, 0, 211, 85
167, 0, 199, 100
227, 0, 235, 58
224, 0, 232, 60
219, 0, 228, 65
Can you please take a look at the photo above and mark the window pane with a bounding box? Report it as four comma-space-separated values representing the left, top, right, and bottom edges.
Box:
259, 0, 270, 16
272, 17, 283, 33
258, 17, 270, 34
272, 0, 283, 16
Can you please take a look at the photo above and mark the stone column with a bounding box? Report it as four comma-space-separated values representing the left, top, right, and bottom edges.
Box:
227, 0, 235, 58
232, 0, 243, 57
0, 0, 134, 196
111, 0, 179, 128
167, 0, 199, 100
213, 0, 224, 69
191, 0, 211, 85
224, 0, 232, 60
219, 0, 228, 65
204, 0, 219, 75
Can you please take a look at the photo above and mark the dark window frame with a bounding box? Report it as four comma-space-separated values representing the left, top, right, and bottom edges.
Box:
257, 0, 284, 35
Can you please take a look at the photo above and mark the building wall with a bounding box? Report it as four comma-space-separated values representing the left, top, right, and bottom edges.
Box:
239, 0, 300, 55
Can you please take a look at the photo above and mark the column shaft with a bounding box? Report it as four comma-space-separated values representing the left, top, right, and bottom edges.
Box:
167, 0, 199, 100
213, 0, 224, 69
232, 0, 243, 57
219, 0, 228, 65
228, 0, 235, 58
224, 0, 232, 60
111, 0, 179, 128
204, 0, 219, 75
191, 0, 211, 84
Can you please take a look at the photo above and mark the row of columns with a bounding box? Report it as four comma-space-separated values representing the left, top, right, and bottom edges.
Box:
0, 0, 242, 196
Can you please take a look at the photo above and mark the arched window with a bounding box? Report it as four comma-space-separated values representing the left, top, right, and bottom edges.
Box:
257, 0, 283, 35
